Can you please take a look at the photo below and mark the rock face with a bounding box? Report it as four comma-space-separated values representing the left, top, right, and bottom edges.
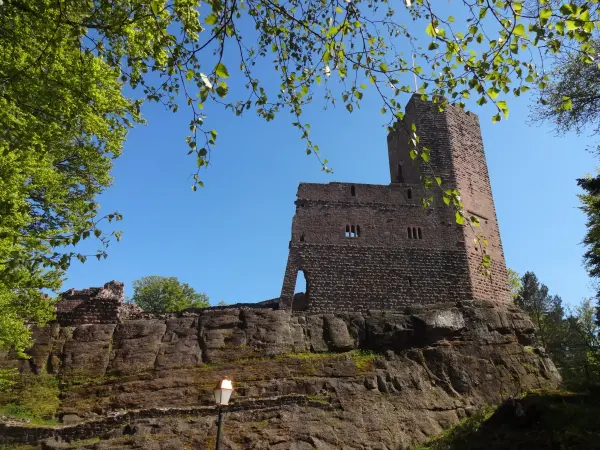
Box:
0, 301, 559, 449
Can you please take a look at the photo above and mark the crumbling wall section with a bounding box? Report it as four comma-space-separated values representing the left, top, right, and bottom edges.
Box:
55, 281, 139, 325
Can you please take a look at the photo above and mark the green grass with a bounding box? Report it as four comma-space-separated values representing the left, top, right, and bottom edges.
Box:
349, 349, 381, 372
415, 389, 600, 449
306, 393, 331, 405
0, 373, 60, 424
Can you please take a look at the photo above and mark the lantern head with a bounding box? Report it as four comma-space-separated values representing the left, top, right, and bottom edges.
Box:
214, 376, 234, 405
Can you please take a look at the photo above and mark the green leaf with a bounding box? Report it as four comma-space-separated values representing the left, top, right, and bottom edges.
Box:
487, 88, 500, 99
455, 211, 465, 225
346, 103, 353, 113
566, 20, 577, 31
426, 23, 436, 37
205, 13, 218, 25
482, 254, 491, 267
561, 96, 573, 111
513, 24, 526, 37
216, 85, 228, 98
215, 62, 229, 78
559, 3, 574, 15
539, 8, 552, 25
379, 62, 389, 73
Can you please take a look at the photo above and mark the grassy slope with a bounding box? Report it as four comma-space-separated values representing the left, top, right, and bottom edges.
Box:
416, 389, 600, 450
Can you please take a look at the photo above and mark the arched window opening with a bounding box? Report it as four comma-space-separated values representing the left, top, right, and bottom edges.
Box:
418, 228, 423, 239
397, 165, 404, 183
412, 227, 417, 238
407, 188, 412, 200
357, 225, 361, 237
351, 225, 356, 238
292, 269, 309, 311
351, 185, 356, 196
407, 227, 412, 239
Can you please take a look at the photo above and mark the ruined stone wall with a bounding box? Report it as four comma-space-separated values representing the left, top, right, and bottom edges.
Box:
280, 180, 470, 311
55, 281, 142, 325
281, 95, 510, 312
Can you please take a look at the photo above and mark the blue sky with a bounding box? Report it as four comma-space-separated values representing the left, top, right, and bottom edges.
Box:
62, 6, 598, 308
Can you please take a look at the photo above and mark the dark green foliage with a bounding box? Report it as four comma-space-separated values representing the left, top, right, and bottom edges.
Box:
515, 272, 565, 352
417, 390, 600, 450
132, 276, 209, 313
578, 175, 600, 296
513, 271, 600, 390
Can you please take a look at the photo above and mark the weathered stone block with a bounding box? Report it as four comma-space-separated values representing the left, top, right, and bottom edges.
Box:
108, 320, 166, 375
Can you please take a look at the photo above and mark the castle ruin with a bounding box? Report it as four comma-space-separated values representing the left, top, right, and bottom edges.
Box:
280, 94, 510, 312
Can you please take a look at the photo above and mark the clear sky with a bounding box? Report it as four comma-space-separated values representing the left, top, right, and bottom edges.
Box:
62, 6, 598, 308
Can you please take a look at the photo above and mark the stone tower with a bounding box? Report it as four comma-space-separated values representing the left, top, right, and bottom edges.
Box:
280, 94, 510, 312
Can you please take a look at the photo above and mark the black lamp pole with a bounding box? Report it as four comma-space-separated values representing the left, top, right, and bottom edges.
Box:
215, 406, 224, 450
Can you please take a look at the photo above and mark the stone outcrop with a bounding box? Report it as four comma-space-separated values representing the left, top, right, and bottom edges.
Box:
0, 300, 560, 449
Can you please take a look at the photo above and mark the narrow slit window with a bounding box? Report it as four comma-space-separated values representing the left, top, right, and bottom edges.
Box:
397, 165, 404, 183
345, 225, 350, 238
418, 228, 423, 239
300, 233, 305, 242
356, 225, 361, 237
407, 188, 412, 200
351, 225, 356, 238
408, 276, 413, 287
407, 227, 412, 239
351, 185, 356, 197
412, 227, 417, 238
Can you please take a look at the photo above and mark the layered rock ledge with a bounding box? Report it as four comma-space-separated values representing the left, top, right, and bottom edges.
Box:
0, 300, 560, 449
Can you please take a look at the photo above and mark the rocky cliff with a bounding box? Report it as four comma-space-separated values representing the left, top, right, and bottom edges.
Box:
0, 300, 559, 449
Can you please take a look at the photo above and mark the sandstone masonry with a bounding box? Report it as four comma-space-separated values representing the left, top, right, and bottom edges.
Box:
280, 95, 510, 312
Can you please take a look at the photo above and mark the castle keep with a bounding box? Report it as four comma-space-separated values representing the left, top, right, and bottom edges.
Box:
280, 95, 510, 312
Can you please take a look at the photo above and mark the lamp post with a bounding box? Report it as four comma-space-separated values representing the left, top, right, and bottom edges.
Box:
214, 376, 234, 450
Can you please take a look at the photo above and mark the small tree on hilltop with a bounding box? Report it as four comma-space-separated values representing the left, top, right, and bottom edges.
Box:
132, 276, 209, 313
